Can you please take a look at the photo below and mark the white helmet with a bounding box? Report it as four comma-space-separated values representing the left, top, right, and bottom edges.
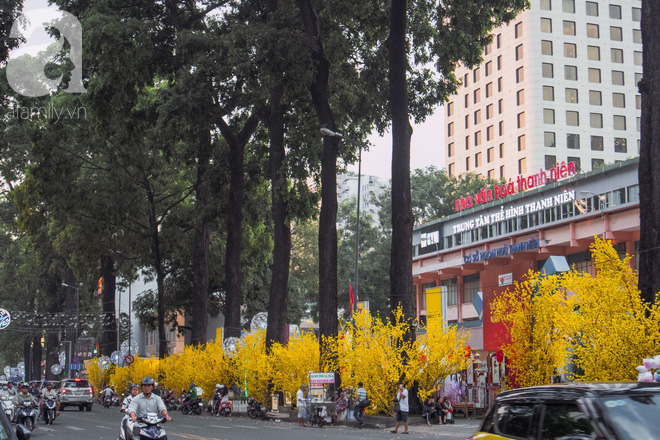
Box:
216, 384, 221, 389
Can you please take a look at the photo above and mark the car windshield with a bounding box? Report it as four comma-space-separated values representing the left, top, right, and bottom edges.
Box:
599, 394, 660, 440
64, 380, 90, 388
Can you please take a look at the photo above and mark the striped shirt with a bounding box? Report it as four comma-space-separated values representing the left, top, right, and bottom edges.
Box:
356, 387, 367, 403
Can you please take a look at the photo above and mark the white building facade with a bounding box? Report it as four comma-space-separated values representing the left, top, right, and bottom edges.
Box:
445, 0, 642, 180
337, 172, 390, 222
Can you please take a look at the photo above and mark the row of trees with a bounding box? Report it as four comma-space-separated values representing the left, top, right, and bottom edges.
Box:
0, 0, 525, 374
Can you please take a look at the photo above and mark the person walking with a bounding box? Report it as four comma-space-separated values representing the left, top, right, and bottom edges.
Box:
296, 384, 307, 427
354, 381, 367, 429
390, 381, 409, 434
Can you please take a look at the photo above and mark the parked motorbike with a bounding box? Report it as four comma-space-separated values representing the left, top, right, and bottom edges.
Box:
215, 400, 232, 417
246, 397, 267, 420
166, 399, 183, 412
133, 413, 169, 440
43, 395, 58, 425
16, 400, 37, 431
305, 402, 327, 428
180, 399, 202, 416
1, 395, 15, 422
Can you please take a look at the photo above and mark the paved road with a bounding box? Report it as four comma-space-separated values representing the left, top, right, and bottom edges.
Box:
27, 406, 481, 440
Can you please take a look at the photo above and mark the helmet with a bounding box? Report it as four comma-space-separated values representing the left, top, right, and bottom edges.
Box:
189, 383, 196, 388
130, 383, 139, 390
111, 385, 115, 389
45, 381, 52, 387
141, 377, 155, 386
216, 384, 221, 389
21, 382, 29, 389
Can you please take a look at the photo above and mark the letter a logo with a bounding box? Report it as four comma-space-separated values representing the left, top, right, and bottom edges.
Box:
7, 6, 86, 97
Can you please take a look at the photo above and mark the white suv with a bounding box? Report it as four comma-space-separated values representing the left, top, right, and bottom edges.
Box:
59, 378, 93, 411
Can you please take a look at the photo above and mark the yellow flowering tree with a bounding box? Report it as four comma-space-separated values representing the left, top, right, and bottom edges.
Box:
491, 271, 577, 388
110, 357, 161, 393
270, 332, 319, 399
328, 308, 416, 414
85, 358, 111, 396
232, 330, 272, 401
409, 313, 471, 400
563, 238, 660, 381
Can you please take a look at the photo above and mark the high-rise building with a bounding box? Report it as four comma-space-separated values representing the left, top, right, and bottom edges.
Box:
337, 172, 390, 223
445, 0, 642, 180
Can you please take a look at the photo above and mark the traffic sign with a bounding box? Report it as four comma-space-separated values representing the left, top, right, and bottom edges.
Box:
72, 356, 80, 364
124, 355, 134, 365
70, 363, 83, 370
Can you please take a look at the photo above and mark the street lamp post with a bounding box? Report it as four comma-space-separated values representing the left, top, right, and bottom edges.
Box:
320, 128, 361, 316
62, 282, 81, 376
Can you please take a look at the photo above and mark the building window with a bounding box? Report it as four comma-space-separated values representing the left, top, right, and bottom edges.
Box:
542, 40, 553, 55
488, 169, 495, 179
497, 55, 502, 70
613, 115, 626, 130
589, 90, 602, 105
485, 61, 493, 76
587, 45, 600, 61
566, 111, 579, 126
465, 114, 470, 129
517, 112, 525, 128
540, 0, 551, 10
518, 158, 526, 174
448, 163, 455, 176
474, 88, 481, 103
464, 73, 469, 87
496, 33, 502, 48
544, 108, 556, 124
486, 104, 493, 119
542, 63, 554, 78
543, 85, 555, 101
611, 48, 624, 63
474, 109, 482, 124
612, 93, 626, 108
541, 18, 552, 33
447, 122, 454, 136
563, 20, 576, 35
465, 157, 470, 171
498, 99, 503, 114
463, 276, 479, 304
565, 65, 578, 80
564, 43, 577, 58
612, 70, 625, 86
609, 4, 621, 19
588, 68, 601, 83
632, 7, 641, 22
475, 130, 482, 146
473, 67, 480, 82
591, 136, 604, 151
498, 121, 504, 135
484, 44, 492, 56
633, 29, 642, 44
518, 134, 526, 151
447, 101, 454, 116
497, 77, 503, 92
562, 0, 574, 13
499, 143, 504, 158
517, 89, 525, 106
475, 152, 482, 167
464, 94, 469, 108
486, 82, 493, 98
515, 22, 523, 38
544, 132, 556, 148
636, 95, 642, 110
545, 155, 557, 170
465, 135, 470, 150
634, 51, 643, 66
614, 137, 627, 153
586, 1, 598, 16
610, 26, 623, 41
487, 147, 494, 163
587, 23, 600, 38
590, 113, 603, 128
442, 278, 458, 306
567, 157, 581, 171
567, 133, 580, 149
448, 142, 454, 157
487, 125, 494, 141
565, 88, 578, 103
515, 44, 523, 61
516, 67, 524, 83
635, 73, 643, 86
500, 165, 505, 178
592, 158, 604, 169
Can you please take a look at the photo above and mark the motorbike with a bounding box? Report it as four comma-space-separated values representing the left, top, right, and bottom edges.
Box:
246, 397, 267, 420
133, 413, 169, 440
166, 399, 183, 412
43, 395, 58, 425
104, 395, 113, 408
112, 394, 120, 407
16, 400, 38, 431
1, 395, 15, 422
215, 400, 232, 417
180, 399, 202, 416
305, 401, 327, 428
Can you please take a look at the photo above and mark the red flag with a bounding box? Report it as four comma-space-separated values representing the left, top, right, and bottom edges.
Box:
349, 284, 354, 315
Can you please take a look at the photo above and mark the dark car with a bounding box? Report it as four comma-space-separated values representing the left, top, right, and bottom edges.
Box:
58, 378, 94, 411
471, 382, 660, 440
0, 406, 31, 440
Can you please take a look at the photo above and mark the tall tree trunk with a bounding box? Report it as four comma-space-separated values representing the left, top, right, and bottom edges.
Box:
265, 82, 291, 350
297, 0, 340, 365
23, 339, 31, 381
191, 130, 212, 345
32, 334, 42, 380
45, 333, 59, 381
100, 256, 118, 356
64, 268, 77, 343
388, 0, 416, 331
217, 115, 260, 339
638, 0, 660, 307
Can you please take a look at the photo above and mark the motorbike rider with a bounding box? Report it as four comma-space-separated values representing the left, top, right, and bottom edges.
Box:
28, 382, 39, 398
12, 383, 37, 423
6, 381, 16, 396
120, 384, 139, 439
128, 377, 171, 424
102, 384, 116, 404
40, 381, 60, 421
218, 385, 232, 412
184, 382, 198, 412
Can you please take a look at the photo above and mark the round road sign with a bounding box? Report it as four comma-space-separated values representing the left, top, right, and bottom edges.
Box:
124, 355, 134, 365
72, 356, 79, 364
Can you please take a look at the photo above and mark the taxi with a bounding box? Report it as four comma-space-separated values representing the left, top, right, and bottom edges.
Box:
470, 382, 660, 440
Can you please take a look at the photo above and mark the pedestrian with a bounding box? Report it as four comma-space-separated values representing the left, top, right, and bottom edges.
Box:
439, 395, 452, 425
422, 396, 438, 426
390, 381, 409, 434
296, 384, 307, 427
354, 381, 367, 429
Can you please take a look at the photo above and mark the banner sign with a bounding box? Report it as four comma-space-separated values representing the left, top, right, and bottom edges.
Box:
0, 309, 10, 330
310, 372, 334, 384
498, 273, 513, 286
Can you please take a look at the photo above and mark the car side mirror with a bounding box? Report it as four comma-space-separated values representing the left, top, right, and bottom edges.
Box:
16, 424, 31, 440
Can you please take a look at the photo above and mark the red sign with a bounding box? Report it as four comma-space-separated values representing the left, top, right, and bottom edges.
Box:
124, 355, 134, 365
455, 161, 577, 212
